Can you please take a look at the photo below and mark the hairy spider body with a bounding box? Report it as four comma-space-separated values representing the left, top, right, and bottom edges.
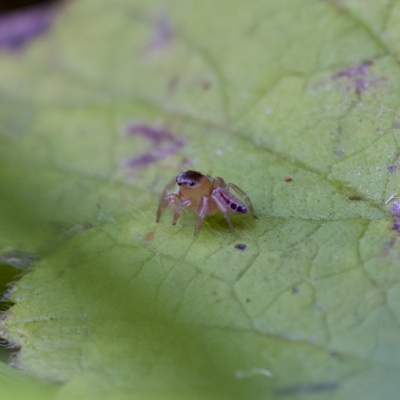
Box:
156, 170, 256, 236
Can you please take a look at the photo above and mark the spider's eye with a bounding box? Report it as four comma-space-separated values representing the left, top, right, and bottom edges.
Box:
176, 171, 203, 187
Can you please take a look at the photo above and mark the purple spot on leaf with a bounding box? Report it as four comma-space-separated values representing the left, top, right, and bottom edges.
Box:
0, 4, 57, 51
147, 14, 174, 51
389, 201, 400, 233
127, 153, 159, 168
126, 123, 175, 142
333, 60, 383, 95
354, 78, 369, 93
127, 145, 181, 168
235, 244, 247, 251
392, 221, 400, 233
334, 60, 372, 78
388, 164, 397, 173
391, 201, 400, 218
125, 122, 185, 168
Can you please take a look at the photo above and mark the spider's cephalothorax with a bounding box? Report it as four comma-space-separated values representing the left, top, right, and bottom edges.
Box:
156, 170, 256, 236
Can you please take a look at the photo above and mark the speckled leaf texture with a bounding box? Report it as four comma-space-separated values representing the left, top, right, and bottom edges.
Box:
1, 1, 400, 399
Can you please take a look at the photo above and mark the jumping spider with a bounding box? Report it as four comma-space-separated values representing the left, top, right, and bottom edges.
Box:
156, 170, 256, 236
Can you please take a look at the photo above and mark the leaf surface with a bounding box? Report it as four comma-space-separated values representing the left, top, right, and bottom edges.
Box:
1, 1, 400, 399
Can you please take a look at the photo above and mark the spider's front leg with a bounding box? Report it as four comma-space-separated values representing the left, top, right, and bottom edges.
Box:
194, 196, 209, 236
173, 198, 194, 225
156, 177, 178, 222
156, 194, 181, 222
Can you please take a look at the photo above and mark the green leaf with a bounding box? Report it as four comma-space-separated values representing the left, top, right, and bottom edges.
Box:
0, 362, 56, 400
1, 0, 400, 399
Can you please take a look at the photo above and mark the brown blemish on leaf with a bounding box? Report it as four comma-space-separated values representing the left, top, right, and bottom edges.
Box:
284, 176, 292, 182
64, 222, 93, 238
201, 80, 211, 90
329, 351, 345, 361
326, 0, 346, 12
57, 269, 65, 278
348, 195, 363, 201
178, 157, 194, 171
145, 231, 155, 242
167, 75, 180, 94
192, 77, 213, 91
125, 122, 186, 168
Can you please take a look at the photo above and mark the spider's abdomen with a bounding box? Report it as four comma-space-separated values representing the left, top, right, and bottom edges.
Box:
219, 191, 247, 213
230, 203, 247, 213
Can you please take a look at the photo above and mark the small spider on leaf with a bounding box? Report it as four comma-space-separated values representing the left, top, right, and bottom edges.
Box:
156, 170, 257, 236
